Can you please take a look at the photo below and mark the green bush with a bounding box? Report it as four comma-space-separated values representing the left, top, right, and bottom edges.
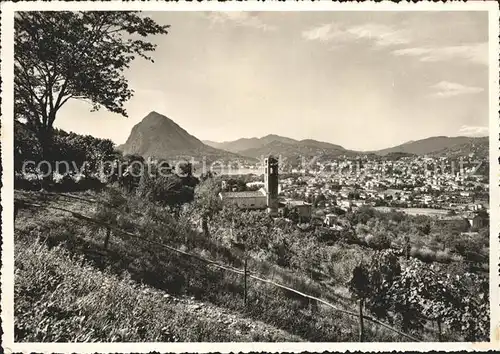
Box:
415, 247, 436, 263
136, 168, 198, 208
435, 250, 451, 263
365, 233, 392, 250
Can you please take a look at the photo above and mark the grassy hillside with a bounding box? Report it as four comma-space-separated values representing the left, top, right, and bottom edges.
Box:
14, 189, 405, 342
15, 238, 300, 342
15, 184, 487, 342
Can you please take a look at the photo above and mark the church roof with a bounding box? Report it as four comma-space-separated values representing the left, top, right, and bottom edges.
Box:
220, 190, 266, 199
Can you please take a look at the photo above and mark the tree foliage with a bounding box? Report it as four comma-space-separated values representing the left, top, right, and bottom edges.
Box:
136, 164, 199, 210
193, 177, 222, 219
348, 250, 489, 341
14, 121, 42, 171
51, 129, 117, 175
15, 123, 118, 173
15, 11, 169, 142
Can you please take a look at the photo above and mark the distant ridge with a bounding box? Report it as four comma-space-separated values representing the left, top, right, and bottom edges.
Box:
203, 134, 297, 153
373, 136, 488, 156
205, 134, 488, 159
204, 134, 357, 162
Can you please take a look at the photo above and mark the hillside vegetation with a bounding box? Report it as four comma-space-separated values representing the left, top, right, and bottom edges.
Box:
15, 188, 410, 342
14, 178, 488, 342
14, 123, 489, 343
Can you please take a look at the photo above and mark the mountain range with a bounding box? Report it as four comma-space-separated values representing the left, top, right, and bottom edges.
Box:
204, 135, 488, 160
118, 111, 488, 163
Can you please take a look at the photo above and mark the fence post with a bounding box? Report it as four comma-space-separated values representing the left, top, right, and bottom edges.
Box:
358, 298, 365, 342
404, 235, 410, 260
104, 227, 111, 249
244, 255, 248, 307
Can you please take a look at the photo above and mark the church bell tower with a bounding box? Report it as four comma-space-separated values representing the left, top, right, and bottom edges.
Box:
264, 156, 279, 216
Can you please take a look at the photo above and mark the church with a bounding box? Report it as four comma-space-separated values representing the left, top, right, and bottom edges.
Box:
219, 156, 280, 216
219, 156, 312, 221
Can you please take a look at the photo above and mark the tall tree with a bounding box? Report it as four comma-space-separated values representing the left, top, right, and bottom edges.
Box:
193, 176, 222, 236
14, 11, 169, 153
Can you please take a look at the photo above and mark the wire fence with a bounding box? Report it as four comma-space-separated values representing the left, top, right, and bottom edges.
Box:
14, 192, 423, 342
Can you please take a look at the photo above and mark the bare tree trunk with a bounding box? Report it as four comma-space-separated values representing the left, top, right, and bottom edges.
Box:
37, 126, 53, 191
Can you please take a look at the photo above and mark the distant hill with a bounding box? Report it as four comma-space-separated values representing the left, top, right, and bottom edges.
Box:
239, 139, 354, 160
203, 134, 297, 153
201, 140, 226, 150
205, 134, 490, 163
429, 136, 489, 159
118, 112, 254, 163
186, 132, 489, 165
204, 135, 358, 166
373, 136, 488, 157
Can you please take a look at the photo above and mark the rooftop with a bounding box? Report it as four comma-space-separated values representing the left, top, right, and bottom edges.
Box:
286, 200, 312, 207
219, 190, 266, 198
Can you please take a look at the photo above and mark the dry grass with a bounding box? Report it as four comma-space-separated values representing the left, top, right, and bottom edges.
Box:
15, 237, 302, 342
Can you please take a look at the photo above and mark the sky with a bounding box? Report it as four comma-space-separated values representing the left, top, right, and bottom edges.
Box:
55, 11, 490, 151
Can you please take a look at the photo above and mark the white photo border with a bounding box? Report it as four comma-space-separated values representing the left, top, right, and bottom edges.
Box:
1, 0, 499, 352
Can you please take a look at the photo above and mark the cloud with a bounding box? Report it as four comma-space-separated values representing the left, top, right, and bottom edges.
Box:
458, 125, 489, 136
302, 23, 338, 42
302, 21, 488, 65
347, 23, 410, 47
429, 81, 484, 98
392, 42, 488, 65
302, 22, 410, 47
207, 12, 276, 31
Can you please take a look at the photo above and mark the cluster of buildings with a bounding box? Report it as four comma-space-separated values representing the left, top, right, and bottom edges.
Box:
283, 155, 487, 204
219, 156, 312, 221
219, 154, 489, 230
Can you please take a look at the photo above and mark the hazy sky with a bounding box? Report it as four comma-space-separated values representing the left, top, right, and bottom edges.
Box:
55, 11, 489, 151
